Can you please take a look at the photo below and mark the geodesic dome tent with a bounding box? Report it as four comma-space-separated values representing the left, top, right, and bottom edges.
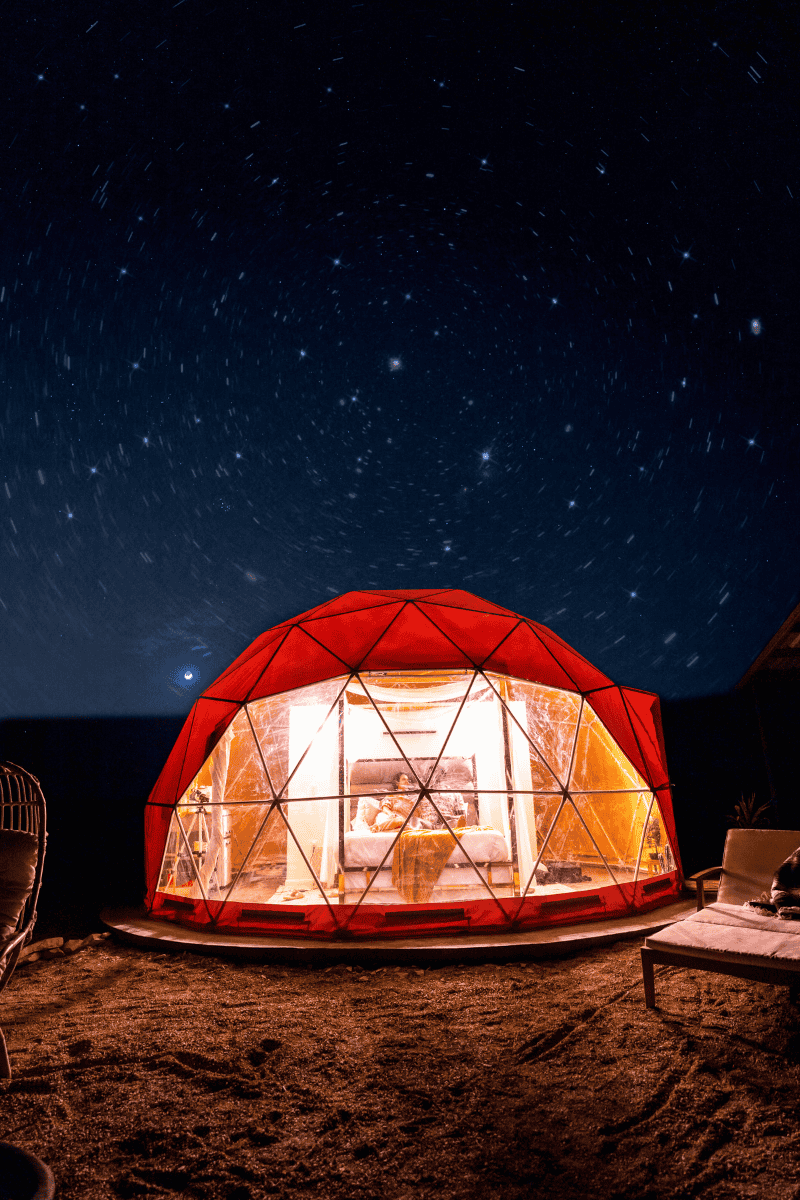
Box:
145, 589, 682, 939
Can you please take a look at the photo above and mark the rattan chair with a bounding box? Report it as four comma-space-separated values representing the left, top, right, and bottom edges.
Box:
0, 762, 47, 1079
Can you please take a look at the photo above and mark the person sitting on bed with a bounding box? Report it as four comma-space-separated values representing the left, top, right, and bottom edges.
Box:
430, 791, 468, 830
373, 772, 435, 832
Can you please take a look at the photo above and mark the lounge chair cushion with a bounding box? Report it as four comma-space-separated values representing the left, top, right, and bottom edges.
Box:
645, 901, 800, 973
0, 831, 39, 940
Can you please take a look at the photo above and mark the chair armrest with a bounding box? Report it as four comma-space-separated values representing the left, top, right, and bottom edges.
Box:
687, 866, 723, 911
690, 866, 723, 880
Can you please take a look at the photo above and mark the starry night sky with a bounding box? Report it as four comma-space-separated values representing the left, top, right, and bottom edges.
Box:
2, 0, 797, 718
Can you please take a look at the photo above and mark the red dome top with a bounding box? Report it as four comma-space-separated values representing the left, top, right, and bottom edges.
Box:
209, 587, 615, 703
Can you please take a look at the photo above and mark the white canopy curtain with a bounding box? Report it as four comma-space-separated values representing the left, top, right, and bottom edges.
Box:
286, 705, 340, 890
343, 673, 488, 785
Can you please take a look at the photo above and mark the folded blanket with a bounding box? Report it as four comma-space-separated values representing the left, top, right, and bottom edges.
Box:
745, 845, 800, 920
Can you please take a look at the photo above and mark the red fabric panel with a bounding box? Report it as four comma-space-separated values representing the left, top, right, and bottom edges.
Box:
297, 590, 400, 622
366, 588, 454, 602
421, 605, 521, 667
510, 879, 635, 929
622, 688, 671, 791
148, 894, 211, 927
153, 877, 680, 936
299, 602, 405, 670
149, 878, 681, 939
533, 626, 613, 691
211, 627, 286, 693
483, 621, 582, 691
423, 592, 521, 618
210, 898, 345, 936
631, 870, 683, 909
359, 603, 472, 671
246, 625, 351, 701
209, 630, 290, 702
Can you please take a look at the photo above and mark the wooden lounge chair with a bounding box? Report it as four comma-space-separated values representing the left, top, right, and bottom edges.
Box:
0, 762, 47, 1079
641, 828, 800, 1008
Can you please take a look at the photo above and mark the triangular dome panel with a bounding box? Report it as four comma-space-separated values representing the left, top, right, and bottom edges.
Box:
571, 792, 650, 875
570, 702, 647, 792
246, 626, 350, 702
421, 605, 521, 668
210, 628, 287, 694
300, 602, 405, 670
208, 633, 289, 703
533, 626, 614, 692
424, 591, 522, 619
501, 677, 582, 789
621, 688, 671, 791
535, 798, 620, 889
302, 590, 400, 621
483, 621, 580, 691
359, 603, 470, 671
221, 802, 286, 904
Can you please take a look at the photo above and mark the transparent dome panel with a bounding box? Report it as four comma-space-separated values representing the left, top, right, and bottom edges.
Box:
570, 791, 653, 880
528, 797, 619, 893
247, 676, 348, 800
570, 703, 649, 792
498, 676, 582, 788
223, 803, 287, 905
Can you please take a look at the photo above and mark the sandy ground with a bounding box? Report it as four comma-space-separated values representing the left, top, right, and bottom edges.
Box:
2, 934, 800, 1200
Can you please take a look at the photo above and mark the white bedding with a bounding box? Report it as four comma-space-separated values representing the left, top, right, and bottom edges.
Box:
343, 827, 509, 869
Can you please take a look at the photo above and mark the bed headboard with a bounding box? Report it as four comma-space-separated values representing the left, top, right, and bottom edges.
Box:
348, 756, 475, 794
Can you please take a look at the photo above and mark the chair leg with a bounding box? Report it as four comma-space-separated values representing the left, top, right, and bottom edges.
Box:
0, 1026, 11, 1080
641, 947, 656, 1008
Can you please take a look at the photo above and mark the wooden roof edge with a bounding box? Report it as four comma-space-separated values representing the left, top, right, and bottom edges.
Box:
734, 597, 800, 690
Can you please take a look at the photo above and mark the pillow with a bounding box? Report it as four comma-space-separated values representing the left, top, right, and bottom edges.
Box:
0, 830, 39, 940
352, 796, 381, 832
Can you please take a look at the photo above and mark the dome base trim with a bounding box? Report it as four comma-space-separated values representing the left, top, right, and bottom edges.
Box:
101, 900, 694, 967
